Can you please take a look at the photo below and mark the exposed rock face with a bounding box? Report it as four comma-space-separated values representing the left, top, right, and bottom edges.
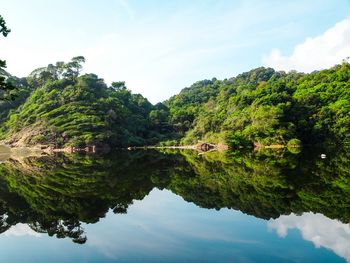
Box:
0, 145, 11, 163
0, 125, 51, 147
0, 145, 10, 152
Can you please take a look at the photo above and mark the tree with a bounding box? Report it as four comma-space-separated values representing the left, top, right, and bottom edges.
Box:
0, 15, 15, 100
63, 56, 85, 80
0, 15, 10, 37
111, 81, 127, 90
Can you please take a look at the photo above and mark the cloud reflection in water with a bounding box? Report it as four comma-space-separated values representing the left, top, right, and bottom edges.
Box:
268, 212, 350, 262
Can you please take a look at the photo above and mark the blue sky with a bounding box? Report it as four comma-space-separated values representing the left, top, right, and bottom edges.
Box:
0, 0, 349, 103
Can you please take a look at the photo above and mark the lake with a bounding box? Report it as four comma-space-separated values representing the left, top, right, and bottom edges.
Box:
0, 146, 349, 262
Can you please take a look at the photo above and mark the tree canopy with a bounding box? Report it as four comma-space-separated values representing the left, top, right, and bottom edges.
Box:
165, 64, 350, 147
0, 53, 349, 148
0, 57, 170, 147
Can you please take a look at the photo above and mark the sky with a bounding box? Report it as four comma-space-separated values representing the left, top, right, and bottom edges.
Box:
269, 212, 350, 262
0, 0, 349, 103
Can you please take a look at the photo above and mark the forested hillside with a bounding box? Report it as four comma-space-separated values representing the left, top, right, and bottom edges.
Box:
0, 57, 171, 147
166, 62, 350, 147
0, 57, 349, 148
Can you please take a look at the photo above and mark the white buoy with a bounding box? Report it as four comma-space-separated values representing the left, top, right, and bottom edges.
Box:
321, 154, 326, 159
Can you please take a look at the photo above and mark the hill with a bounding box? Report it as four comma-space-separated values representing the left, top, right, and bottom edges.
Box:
166, 63, 350, 147
0, 58, 349, 148
0, 57, 170, 148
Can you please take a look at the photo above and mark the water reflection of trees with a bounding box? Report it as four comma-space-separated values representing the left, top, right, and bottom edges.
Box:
0, 151, 177, 243
0, 147, 349, 243
169, 147, 350, 222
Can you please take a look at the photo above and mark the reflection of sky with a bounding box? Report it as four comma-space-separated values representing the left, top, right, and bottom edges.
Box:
4, 223, 41, 237
0, 189, 345, 262
269, 212, 350, 262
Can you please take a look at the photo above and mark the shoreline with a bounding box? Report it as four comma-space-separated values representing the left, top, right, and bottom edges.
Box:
0, 142, 303, 155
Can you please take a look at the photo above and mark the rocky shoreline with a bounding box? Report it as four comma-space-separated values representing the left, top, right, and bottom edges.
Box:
0, 142, 229, 155
0, 141, 296, 156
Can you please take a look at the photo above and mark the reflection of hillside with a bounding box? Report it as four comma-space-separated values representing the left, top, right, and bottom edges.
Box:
0, 147, 349, 243
0, 151, 179, 243
168, 147, 350, 222
167, 150, 295, 219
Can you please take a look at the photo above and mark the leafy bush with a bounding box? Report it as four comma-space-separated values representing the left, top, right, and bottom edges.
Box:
287, 138, 302, 148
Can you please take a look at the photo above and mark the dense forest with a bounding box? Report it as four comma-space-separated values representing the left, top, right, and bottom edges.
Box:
1, 15, 349, 148
165, 62, 350, 147
0, 57, 174, 147
0, 58, 349, 148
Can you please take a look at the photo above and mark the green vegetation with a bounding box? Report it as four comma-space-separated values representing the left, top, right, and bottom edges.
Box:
1, 13, 349, 148
1, 62, 349, 147
0, 13, 348, 147
166, 64, 350, 147
287, 138, 301, 148
0, 15, 16, 100
0, 57, 170, 147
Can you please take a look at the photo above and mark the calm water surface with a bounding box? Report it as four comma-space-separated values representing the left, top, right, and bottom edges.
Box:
0, 146, 349, 262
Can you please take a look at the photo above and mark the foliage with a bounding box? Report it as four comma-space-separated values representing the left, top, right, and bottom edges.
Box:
0, 15, 16, 100
166, 64, 350, 146
0, 55, 349, 147
0, 58, 170, 147
287, 138, 301, 148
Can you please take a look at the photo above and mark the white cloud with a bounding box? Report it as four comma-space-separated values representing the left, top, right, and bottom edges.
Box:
268, 212, 350, 262
263, 18, 350, 72
4, 223, 41, 237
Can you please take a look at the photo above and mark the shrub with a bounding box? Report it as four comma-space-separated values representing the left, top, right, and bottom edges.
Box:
287, 138, 302, 148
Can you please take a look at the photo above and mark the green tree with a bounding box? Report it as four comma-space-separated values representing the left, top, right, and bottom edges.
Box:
0, 15, 15, 100
111, 81, 127, 90
63, 56, 86, 80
